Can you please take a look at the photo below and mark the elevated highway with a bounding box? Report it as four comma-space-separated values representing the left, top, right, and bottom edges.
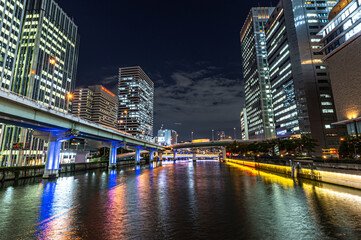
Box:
0, 89, 164, 177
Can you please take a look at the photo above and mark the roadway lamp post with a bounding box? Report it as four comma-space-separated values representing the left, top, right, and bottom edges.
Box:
124, 110, 128, 132
191, 131, 194, 141
48, 58, 56, 109
66, 92, 73, 113
234, 128, 237, 140
212, 129, 214, 141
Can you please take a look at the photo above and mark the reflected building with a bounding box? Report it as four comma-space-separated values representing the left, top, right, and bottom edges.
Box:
118, 66, 154, 141
319, 0, 361, 135
240, 7, 276, 140
265, 0, 344, 154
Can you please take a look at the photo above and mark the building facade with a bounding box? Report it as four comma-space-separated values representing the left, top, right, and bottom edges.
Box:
240, 7, 276, 140
265, 0, 344, 153
118, 66, 154, 141
157, 129, 177, 146
0, 0, 80, 166
73, 87, 93, 121
319, 0, 361, 135
0, 0, 27, 89
73, 85, 118, 129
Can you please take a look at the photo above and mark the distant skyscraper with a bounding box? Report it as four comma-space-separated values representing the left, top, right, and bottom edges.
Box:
0, 0, 27, 89
319, 0, 361, 135
157, 129, 177, 146
73, 85, 118, 129
265, 0, 344, 153
0, 0, 80, 166
240, 7, 276, 140
118, 66, 154, 141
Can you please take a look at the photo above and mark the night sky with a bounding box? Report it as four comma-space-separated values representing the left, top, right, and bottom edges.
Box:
57, 0, 274, 141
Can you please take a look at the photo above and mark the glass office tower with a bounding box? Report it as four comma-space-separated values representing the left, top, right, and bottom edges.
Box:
118, 66, 154, 141
0, 0, 80, 166
12, 0, 79, 111
0, 0, 27, 89
240, 7, 276, 140
265, 0, 344, 154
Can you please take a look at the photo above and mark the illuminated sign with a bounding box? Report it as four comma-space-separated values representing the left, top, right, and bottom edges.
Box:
101, 86, 115, 97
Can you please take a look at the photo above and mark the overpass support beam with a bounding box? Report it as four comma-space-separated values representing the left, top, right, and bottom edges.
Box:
192, 152, 197, 162
150, 150, 155, 162
40, 130, 79, 179
109, 142, 126, 169
222, 147, 227, 162
173, 150, 177, 162
136, 148, 141, 165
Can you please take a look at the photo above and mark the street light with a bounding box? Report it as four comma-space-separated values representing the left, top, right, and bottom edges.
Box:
212, 129, 214, 141
124, 110, 128, 131
48, 57, 56, 109
191, 131, 194, 141
66, 93, 73, 113
234, 128, 237, 140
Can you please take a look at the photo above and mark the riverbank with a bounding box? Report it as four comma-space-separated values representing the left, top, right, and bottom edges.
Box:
0, 160, 138, 182
227, 158, 361, 190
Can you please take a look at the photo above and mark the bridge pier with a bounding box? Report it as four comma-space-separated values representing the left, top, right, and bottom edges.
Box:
173, 150, 177, 162
192, 152, 197, 162
135, 148, 141, 165
222, 147, 226, 162
109, 142, 126, 169
150, 150, 155, 162
36, 130, 79, 179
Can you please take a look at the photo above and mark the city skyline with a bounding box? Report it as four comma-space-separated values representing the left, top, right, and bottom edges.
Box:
54, 0, 277, 141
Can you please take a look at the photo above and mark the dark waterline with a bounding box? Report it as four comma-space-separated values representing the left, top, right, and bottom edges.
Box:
1, 161, 361, 239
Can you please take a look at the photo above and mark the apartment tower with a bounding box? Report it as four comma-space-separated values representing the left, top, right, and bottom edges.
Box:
118, 66, 154, 141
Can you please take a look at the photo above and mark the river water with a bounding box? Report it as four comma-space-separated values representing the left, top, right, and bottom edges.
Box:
0, 161, 361, 239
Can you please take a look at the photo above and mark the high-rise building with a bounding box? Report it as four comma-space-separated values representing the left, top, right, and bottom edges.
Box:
240, 7, 276, 140
265, 0, 344, 153
73, 85, 118, 129
0, 0, 80, 166
240, 107, 249, 140
73, 88, 93, 121
157, 129, 177, 146
118, 66, 154, 141
319, 0, 361, 135
12, 0, 79, 110
0, 0, 27, 89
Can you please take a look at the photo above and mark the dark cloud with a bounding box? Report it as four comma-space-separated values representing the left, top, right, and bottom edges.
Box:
153, 62, 244, 141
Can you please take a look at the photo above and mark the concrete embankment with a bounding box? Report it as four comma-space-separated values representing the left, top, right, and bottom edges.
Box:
0, 160, 136, 182
227, 159, 361, 190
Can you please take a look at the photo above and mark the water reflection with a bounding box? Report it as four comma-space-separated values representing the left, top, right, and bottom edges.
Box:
0, 162, 361, 239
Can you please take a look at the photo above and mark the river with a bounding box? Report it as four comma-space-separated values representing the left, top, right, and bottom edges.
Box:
0, 160, 361, 239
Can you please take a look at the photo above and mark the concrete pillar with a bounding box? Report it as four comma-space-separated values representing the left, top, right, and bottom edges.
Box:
37, 130, 79, 179
173, 150, 177, 162
193, 152, 197, 162
109, 144, 118, 168
222, 147, 227, 162
136, 149, 141, 165
150, 151, 155, 162
43, 140, 61, 178
158, 152, 163, 162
